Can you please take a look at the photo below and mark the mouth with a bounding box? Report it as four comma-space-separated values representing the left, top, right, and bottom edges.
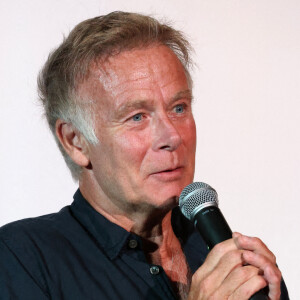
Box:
150, 167, 184, 181
160, 167, 181, 172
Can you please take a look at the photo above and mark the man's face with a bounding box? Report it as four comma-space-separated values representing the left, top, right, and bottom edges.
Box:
81, 45, 196, 215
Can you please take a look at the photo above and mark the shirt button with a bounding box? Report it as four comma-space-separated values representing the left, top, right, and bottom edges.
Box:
150, 265, 160, 275
128, 239, 138, 249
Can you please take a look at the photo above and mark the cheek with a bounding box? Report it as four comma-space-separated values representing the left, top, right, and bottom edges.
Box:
110, 132, 149, 167
179, 118, 197, 148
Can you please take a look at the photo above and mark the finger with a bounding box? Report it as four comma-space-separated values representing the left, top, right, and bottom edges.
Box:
242, 251, 281, 300
229, 274, 267, 300
212, 265, 262, 299
264, 264, 282, 300
191, 248, 245, 298
233, 233, 276, 263
196, 239, 239, 279
205, 249, 245, 288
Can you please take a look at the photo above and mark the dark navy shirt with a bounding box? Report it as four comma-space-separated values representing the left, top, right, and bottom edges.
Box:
0, 190, 289, 299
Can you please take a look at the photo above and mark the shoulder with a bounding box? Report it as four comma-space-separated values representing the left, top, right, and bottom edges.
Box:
0, 207, 78, 298
0, 206, 81, 255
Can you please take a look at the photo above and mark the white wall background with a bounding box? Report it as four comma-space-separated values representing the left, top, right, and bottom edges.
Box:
0, 0, 299, 298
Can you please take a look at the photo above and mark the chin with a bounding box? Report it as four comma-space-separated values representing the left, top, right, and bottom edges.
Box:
141, 177, 193, 209
151, 186, 183, 208
150, 196, 178, 214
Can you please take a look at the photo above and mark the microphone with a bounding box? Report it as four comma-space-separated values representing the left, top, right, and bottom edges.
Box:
179, 182, 268, 300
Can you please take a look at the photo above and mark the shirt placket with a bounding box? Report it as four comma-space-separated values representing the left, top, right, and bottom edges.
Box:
121, 236, 178, 300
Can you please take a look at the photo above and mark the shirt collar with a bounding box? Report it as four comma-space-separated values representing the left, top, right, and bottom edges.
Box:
70, 188, 205, 264
70, 189, 131, 260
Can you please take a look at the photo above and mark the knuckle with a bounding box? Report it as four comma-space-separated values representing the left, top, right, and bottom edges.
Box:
244, 287, 258, 299
226, 249, 242, 262
265, 262, 281, 279
246, 265, 258, 276
273, 269, 282, 284
252, 236, 263, 247
258, 254, 269, 265
265, 261, 274, 271
257, 276, 268, 292
270, 251, 277, 263
251, 276, 267, 296
277, 268, 282, 279
257, 274, 268, 286
191, 272, 201, 284
192, 265, 206, 282
237, 267, 250, 280
238, 265, 258, 280
212, 242, 226, 255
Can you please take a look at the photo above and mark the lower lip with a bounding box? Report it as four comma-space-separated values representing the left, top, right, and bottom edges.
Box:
150, 168, 184, 181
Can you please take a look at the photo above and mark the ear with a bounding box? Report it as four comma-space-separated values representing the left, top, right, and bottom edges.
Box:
55, 119, 90, 167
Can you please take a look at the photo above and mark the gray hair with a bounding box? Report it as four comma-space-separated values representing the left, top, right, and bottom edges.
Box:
38, 11, 193, 180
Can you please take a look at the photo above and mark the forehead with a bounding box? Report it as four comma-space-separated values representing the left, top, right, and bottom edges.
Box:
79, 45, 190, 111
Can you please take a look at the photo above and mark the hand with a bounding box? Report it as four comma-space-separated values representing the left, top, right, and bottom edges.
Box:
187, 233, 281, 300
233, 232, 282, 299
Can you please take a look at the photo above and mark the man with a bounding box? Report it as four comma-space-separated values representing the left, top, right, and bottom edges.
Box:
0, 11, 288, 299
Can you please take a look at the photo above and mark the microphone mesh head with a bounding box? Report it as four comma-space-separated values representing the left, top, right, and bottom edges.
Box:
179, 182, 218, 220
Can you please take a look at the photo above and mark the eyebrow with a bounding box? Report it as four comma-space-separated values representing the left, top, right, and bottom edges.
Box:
115, 100, 152, 120
172, 89, 193, 102
115, 89, 193, 120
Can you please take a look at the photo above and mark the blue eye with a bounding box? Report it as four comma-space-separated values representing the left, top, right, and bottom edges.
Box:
132, 113, 143, 121
175, 104, 185, 114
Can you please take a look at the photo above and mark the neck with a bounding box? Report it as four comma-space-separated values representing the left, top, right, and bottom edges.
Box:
79, 174, 190, 296
79, 172, 176, 237
141, 211, 191, 299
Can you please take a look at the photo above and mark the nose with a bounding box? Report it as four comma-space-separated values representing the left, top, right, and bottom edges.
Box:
152, 114, 182, 151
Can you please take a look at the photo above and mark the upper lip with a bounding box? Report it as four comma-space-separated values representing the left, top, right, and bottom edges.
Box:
151, 166, 183, 174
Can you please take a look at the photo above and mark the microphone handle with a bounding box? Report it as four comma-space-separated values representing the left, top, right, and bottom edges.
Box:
194, 206, 268, 300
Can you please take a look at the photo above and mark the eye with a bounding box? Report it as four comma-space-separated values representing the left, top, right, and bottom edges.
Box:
174, 104, 185, 114
132, 113, 143, 121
